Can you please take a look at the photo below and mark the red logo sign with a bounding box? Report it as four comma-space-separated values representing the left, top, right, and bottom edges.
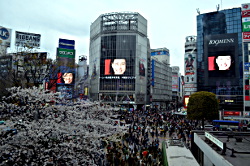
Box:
224, 111, 240, 116
243, 32, 250, 42
243, 4, 249, 9
242, 10, 250, 17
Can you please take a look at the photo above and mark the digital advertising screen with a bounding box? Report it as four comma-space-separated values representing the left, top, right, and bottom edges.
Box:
104, 58, 127, 75
100, 35, 135, 79
205, 33, 238, 78
99, 35, 136, 91
56, 48, 75, 85
139, 58, 146, 76
57, 72, 75, 85
207, 51, 235, 77
56, 47, 75, 100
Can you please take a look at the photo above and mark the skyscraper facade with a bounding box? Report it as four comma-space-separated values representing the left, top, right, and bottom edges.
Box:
89, 12, 150, 109
196, 7, 243, 114
150, 48, 172, 109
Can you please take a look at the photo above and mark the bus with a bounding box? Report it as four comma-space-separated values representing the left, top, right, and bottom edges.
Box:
212, 120, 239, 131
162, 139, 199, 166
223, 116, 250, 131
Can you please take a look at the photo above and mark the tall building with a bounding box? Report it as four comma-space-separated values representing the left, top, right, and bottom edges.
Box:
75, 55, 89, 99
151, 48, 172, 109
89, 12, 150, 109
196, 7, 243, 116
171, 66, 182, 111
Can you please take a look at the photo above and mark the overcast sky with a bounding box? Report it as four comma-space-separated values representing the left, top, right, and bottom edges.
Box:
0, 0, 247, 74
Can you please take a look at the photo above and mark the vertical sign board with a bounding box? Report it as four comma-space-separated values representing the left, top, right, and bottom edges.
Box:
58, 38, 75, 50
0, 26, 12, 47
56, 47, 75, 99
172, 66, 179, 92
242, 4, 250, 106
242, 3, 250, 32
184, 53, 197, 92
151, 59, 155, 86
172, 74, 178, 92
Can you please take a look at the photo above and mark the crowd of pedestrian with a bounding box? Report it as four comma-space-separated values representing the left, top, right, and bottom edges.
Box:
103, 108, 202, 166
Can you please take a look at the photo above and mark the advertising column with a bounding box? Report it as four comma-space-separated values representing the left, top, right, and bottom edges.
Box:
184, 53, 197, 92
56, 39, 75, 100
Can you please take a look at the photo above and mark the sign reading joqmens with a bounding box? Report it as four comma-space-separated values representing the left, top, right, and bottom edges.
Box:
0, 26, 12, 47
15, 31, 41, 48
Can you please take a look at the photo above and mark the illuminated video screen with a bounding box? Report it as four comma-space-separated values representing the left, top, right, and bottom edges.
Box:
208, 51, 235, 77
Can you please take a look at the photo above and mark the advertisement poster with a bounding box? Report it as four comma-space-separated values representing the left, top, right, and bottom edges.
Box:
15, 31, 41, 48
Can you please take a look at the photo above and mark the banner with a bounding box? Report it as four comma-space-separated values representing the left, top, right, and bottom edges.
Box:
15, 31, 41, 48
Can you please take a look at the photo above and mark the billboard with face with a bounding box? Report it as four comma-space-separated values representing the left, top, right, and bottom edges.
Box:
100, 35, 135, 77
204, 33, 239, 88
205, 33, 237, 78
56, 48, 75, 86
99, 35, 136, 91
104, 58, 127, 75
184, 53, 196, 84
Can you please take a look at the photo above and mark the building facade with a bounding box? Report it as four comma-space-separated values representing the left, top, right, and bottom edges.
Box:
151, 48, 172, 109
196, 7, 243, 115
89, 12, 150, 109
75, 55, 89, 99
171, 66, 182, 111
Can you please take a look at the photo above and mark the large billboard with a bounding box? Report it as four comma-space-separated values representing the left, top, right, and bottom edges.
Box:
184, 53, 196, 84
0, 26, 11, 47
204, 33, 239, 87
15, 31, 41, 48
206, 34, 238, 77
56, 48, 75, 85
56, 47, 75, 99
99, 35, 136, 91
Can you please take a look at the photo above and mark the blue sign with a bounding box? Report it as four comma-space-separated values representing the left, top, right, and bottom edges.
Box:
0, 27, 10, 40
152, 60, 155, 86
151, 51, 169, 56
59, 38, 75, 50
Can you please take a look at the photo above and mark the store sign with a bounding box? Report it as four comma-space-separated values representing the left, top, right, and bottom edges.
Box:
0, 26, 11, 47
224, 111, 240, 116
15, 31, 41, 48
57, 48, 75, 58
243, 32, 250, 42
208, 38, 234, 46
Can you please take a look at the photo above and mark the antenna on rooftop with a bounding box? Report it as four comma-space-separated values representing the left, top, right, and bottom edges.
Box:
216, 4, 220, 11
196, 8, 200, 15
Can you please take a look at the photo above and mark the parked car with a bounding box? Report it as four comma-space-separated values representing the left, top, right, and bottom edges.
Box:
204, 125, 213, 131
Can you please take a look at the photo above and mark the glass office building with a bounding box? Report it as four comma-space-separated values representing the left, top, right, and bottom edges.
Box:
89, 12, 151, 109
196, 7, 243, 113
